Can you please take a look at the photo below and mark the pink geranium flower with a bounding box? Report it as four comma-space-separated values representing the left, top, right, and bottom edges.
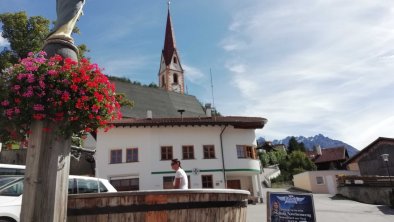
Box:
0, 51, 123, 139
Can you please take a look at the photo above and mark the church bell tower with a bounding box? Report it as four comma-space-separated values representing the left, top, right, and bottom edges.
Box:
158, 2, 185, 94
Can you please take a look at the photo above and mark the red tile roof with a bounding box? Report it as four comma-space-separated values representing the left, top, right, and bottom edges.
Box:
307, 146, 347, 163
112, 116, 267, 129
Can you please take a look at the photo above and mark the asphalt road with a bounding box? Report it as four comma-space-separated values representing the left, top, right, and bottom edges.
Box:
247, 188, 394, 222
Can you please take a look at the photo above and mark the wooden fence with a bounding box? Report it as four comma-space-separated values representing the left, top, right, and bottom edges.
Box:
337, 175, 394, 187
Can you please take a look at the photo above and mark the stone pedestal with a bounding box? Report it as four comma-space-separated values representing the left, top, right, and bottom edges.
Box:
43, 38, 79, 61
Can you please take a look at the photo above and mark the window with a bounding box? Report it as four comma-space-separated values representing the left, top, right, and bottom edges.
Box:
110, 178, 139, 191
236, 145, 254, 159
202, 175, 213, 188
173, 73, 178, 84
0, 179, 24, 196
316, 176, 324, 185
246, 146, 253, 158
126, 148, 138, 162
110, 149, 122, 164
161, 75, 166, 87
0, 166, 25, 175
161, 146, 173, 160
182, 145, 194, 159
173, 57, 178, 64
236, 145, 246, 158
203, 145, 215, 159
163, 176, 175, 189
163, 175, 191, 189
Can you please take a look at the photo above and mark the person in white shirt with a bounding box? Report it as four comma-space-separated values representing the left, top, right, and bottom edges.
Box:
171, 159, 188, 189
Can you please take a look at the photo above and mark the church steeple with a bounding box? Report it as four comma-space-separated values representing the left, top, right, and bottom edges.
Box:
163, 7, 176, 65
158, 2, 185, 94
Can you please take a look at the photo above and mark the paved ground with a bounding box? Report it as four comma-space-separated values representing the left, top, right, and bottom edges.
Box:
247, 188, 394, 222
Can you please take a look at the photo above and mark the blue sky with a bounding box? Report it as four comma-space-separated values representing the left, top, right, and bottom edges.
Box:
1, 0, 394, 150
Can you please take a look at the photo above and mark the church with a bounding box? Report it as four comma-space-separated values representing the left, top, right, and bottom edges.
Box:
94, 5, 268, 199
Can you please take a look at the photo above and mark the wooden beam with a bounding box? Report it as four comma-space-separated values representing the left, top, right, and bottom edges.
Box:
20, 121, 71, 222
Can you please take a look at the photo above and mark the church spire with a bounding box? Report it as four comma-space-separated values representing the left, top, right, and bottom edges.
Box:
162, 5, 176, 65
158, 2, 185, 94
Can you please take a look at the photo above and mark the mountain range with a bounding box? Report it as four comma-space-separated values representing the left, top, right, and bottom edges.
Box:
257, 134, 359, 157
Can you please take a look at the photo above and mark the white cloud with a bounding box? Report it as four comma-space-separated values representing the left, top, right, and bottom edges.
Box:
0, 32, 9, 47
221, 0, 394, 149
182, 64, 204, 83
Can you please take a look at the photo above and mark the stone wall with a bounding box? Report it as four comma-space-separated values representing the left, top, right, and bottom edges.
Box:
337, 186, 392, 205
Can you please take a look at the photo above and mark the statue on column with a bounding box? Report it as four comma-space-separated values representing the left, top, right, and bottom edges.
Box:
43, 0, 86, 60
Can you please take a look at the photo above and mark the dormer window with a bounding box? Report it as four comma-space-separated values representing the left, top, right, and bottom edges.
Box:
173, 74, 178, 84
173, 57, 177, 64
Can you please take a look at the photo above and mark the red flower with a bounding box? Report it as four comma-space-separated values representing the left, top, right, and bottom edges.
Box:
0, 52, 123, 139
61, 92, 70, 102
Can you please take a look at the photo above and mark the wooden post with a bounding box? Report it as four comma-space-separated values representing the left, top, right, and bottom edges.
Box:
20, 121, 71, 222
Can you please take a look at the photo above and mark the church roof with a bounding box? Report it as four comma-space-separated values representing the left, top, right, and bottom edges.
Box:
112, 116, 267, 129
162, 8, 177, 65
113, 80, 206, 118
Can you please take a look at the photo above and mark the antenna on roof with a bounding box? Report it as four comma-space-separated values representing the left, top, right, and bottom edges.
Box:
210, 68, 215, 109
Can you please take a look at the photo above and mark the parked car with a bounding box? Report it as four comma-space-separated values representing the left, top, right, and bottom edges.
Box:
0, 175, 117, 222
0, 164, 25, 176
0, 176, 22, 187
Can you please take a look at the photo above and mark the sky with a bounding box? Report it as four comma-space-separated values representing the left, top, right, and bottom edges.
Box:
1, 0, 394, 150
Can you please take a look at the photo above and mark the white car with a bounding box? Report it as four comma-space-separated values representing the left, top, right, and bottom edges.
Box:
0, 175, 117, 222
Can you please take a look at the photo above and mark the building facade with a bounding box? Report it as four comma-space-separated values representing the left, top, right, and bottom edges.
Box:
95, 117, 266, 198
345, 137, 394, 176
293, 170, 360, 195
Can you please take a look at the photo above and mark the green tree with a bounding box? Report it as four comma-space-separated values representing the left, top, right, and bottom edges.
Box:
287, 136, 306, 153
288, 150, 316, 173
0, 12, 50, 61
299, 142, 306, 152
258, 151, 269, 167
0, 11, 88, 71
268, 151, 278, 165
287, 137, 299, 153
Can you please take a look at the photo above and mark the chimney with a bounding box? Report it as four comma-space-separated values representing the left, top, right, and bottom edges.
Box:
315, 145, 322, 156
147, 110, 152, 119
205, 103, 212, 117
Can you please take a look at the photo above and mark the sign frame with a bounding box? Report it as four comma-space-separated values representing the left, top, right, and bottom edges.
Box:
267, 191, 317, 222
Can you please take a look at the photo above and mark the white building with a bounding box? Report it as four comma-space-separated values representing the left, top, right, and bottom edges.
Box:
95, 116, 267, 198
93, 5, 268, 200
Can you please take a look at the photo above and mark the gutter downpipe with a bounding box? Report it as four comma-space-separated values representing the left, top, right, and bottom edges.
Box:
220, 125, 228, 188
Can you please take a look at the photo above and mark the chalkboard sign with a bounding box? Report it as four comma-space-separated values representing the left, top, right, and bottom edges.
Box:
267, 192, 316, 222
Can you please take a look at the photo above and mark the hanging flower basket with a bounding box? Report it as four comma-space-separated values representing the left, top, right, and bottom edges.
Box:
0, 51, 122, 140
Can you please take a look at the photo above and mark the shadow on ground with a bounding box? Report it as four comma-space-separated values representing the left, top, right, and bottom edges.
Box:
329, 194, 350, 200
377, 206, 394, 215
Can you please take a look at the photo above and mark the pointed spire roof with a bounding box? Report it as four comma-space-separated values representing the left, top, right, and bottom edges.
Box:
162, 7, 177, 65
